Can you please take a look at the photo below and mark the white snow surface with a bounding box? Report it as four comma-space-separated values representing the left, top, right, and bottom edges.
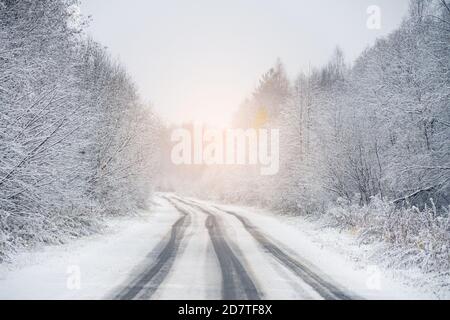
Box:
0, 193, 443, 299
0, 196, 179, 299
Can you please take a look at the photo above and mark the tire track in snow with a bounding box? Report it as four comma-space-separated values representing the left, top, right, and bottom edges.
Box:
178, 197, 355, 300
171, 197, 261, 300
114, 199, 191, 300
217, 207, 355, 300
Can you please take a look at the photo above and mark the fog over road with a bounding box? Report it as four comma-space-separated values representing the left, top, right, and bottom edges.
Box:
113, 195, 357, 300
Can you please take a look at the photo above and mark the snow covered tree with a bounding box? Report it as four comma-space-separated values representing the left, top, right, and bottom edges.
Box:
0, 0, 161, 262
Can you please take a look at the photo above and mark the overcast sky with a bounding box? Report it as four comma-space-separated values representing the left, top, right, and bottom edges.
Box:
80, 0, 410, 126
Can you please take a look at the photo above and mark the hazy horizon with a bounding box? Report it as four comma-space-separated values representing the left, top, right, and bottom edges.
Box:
80, 0, 410, 126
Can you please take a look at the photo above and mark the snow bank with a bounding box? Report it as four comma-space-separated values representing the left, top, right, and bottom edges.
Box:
0, 197, 179, 300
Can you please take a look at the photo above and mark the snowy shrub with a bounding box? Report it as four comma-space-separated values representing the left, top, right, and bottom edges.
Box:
326, 197, 450, 273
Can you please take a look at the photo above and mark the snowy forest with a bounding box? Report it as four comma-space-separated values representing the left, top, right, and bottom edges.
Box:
0, 0, 161, 262
0, 0, 449, 287
164, 0, 450, 274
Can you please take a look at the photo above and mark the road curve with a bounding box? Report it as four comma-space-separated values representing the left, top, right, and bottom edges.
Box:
114, 194, 358, 300
171, 197, 261, 300
176, 196, 356, 300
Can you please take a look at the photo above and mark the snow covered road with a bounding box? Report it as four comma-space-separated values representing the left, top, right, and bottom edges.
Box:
111, 195, 357, 300
0, 193, 431, 300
